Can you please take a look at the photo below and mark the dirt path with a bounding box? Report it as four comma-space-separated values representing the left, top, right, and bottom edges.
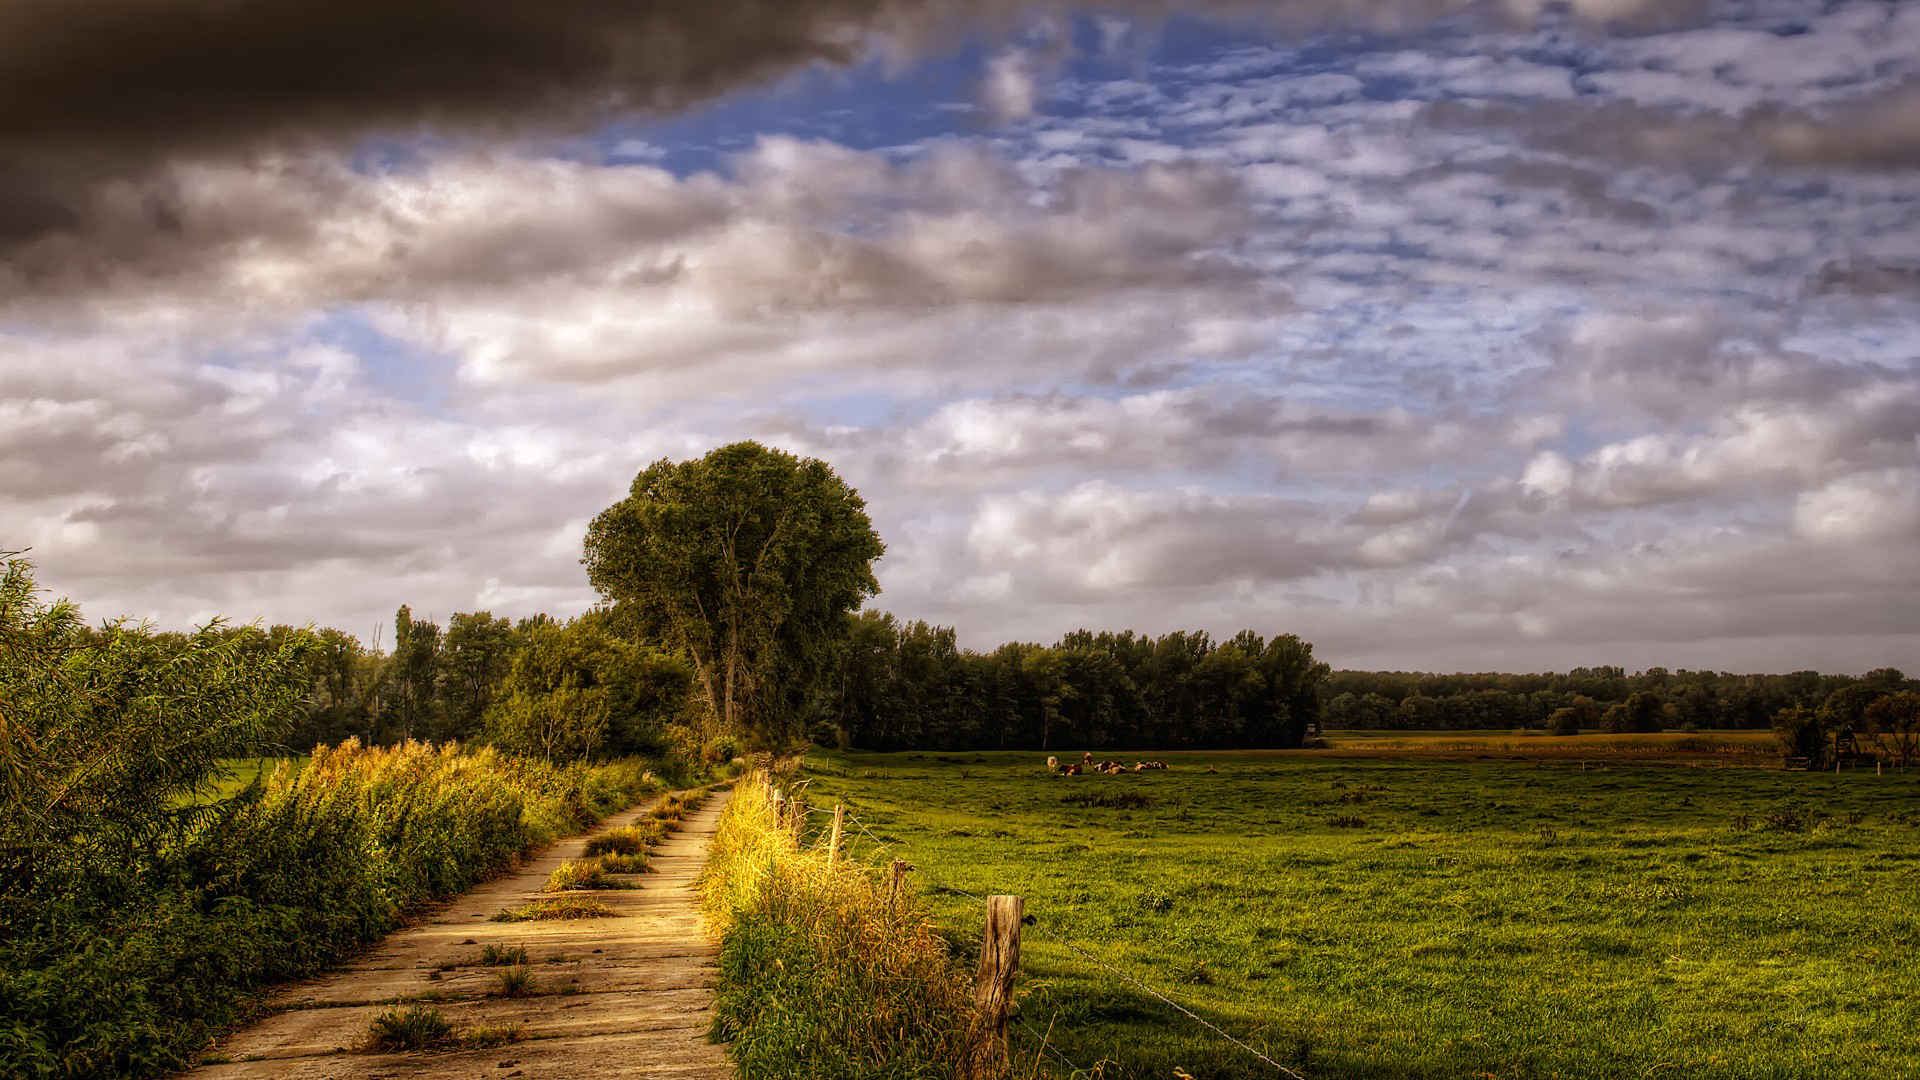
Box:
186, 790, 734, 1079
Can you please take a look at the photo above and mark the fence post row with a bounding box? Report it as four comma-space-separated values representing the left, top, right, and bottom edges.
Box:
969, 895, 1024, 1079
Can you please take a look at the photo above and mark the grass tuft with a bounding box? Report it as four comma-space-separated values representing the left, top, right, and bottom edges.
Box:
478, 943, 529, 966
584, 822, 662, 857
494, 964, 538, 997
545, 858, 637, 892
461, 1023, 525, 1049
596, 852, 650, 873
1061, 791, 1154, 810
367, 1004, 454, 1052
492, 896, 620, 922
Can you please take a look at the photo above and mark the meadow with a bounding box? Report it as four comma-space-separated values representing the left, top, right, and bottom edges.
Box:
795, 747, 1920, 1080
1317, 729, 1779, 764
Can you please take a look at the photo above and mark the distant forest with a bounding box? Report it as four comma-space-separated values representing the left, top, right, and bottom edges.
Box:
92, 605, 1917, 759
822, 612, 1917, 754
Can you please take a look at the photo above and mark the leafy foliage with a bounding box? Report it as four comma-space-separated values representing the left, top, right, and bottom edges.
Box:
482, 614, 690, 762
825, 615, 1332, 750
0, 560, 670, 1079
584, 441, 885, 743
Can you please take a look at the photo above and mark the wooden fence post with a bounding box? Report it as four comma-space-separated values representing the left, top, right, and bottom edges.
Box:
828, 803, 846, 862
970, 895, 1024, 1079
770, 788, 785, 829
889, 860, 909, 907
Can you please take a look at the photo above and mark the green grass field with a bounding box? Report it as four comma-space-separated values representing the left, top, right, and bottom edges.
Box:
796, 749, 1919, 1080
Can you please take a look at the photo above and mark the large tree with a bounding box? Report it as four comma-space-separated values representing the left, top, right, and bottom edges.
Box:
582, 442, 884, 742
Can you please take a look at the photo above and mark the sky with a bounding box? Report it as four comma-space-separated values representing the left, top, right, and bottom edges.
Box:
3, 0, 1918, 673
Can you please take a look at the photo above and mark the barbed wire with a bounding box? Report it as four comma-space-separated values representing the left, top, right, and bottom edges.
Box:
1035, 931, 1304, 1080
1014, 1014, 1102, 1080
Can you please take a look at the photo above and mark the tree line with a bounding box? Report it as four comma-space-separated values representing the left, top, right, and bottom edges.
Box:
807, 616, 1919, 756
1321, 666, 1918, 746
96, 606, 703, 762
820, 613, 1331, 751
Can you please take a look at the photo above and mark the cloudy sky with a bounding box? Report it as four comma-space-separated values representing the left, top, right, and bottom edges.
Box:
5, 0, 1918, 672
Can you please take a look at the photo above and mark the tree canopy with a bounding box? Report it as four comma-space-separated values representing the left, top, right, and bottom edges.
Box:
582, 441, 884, 743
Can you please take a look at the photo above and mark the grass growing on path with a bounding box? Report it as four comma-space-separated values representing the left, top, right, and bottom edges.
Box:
798, 750, 1920, 1080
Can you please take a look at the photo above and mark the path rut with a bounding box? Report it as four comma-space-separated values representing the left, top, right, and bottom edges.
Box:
184, 790, 735, 1080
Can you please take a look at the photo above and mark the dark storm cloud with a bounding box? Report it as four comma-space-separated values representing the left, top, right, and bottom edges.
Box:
0, 0, 1700, 251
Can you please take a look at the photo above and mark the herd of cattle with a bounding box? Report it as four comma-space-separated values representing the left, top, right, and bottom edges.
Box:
1046, 751, 1171, 776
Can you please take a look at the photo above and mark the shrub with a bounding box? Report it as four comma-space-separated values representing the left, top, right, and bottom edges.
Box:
368, 1005, 454, 1052
1772, 706, 1831, 768
0, 556, 685, 1079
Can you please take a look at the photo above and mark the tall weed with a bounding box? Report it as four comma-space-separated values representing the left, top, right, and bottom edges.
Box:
702, 777, 979, 1079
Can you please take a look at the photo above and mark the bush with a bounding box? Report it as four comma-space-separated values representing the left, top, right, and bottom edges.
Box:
1773, 705, 1830, 767
0, 556, 684, 1079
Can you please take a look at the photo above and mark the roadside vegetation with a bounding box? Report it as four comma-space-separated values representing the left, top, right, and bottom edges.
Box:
0, 556, 686, 1079
701, 775, 978, 1079
798, 749, 1920, 1079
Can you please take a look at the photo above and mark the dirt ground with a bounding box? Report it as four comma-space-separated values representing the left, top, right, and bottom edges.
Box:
182, 791, 734, 1079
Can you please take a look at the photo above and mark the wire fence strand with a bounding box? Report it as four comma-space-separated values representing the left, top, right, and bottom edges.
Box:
778, 780, 1306, 1078
1042, 933, 1304, 1080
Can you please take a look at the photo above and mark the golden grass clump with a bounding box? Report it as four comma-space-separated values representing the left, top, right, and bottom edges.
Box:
649, 787, 710, 822
701, 775, 976, 1077
492, 896, 620, 922
583, 822, 659, 857
545, 858, 637, 892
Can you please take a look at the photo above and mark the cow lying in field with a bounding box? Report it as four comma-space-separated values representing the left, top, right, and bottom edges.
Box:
1048, 756, 1169, 775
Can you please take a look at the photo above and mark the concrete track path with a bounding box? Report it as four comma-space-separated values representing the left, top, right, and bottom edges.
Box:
184, 790, 735, 1080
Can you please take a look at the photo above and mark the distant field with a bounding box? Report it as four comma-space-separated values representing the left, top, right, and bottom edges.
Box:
1320, 728, 1781, 764
799, 749, 1919, 1079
